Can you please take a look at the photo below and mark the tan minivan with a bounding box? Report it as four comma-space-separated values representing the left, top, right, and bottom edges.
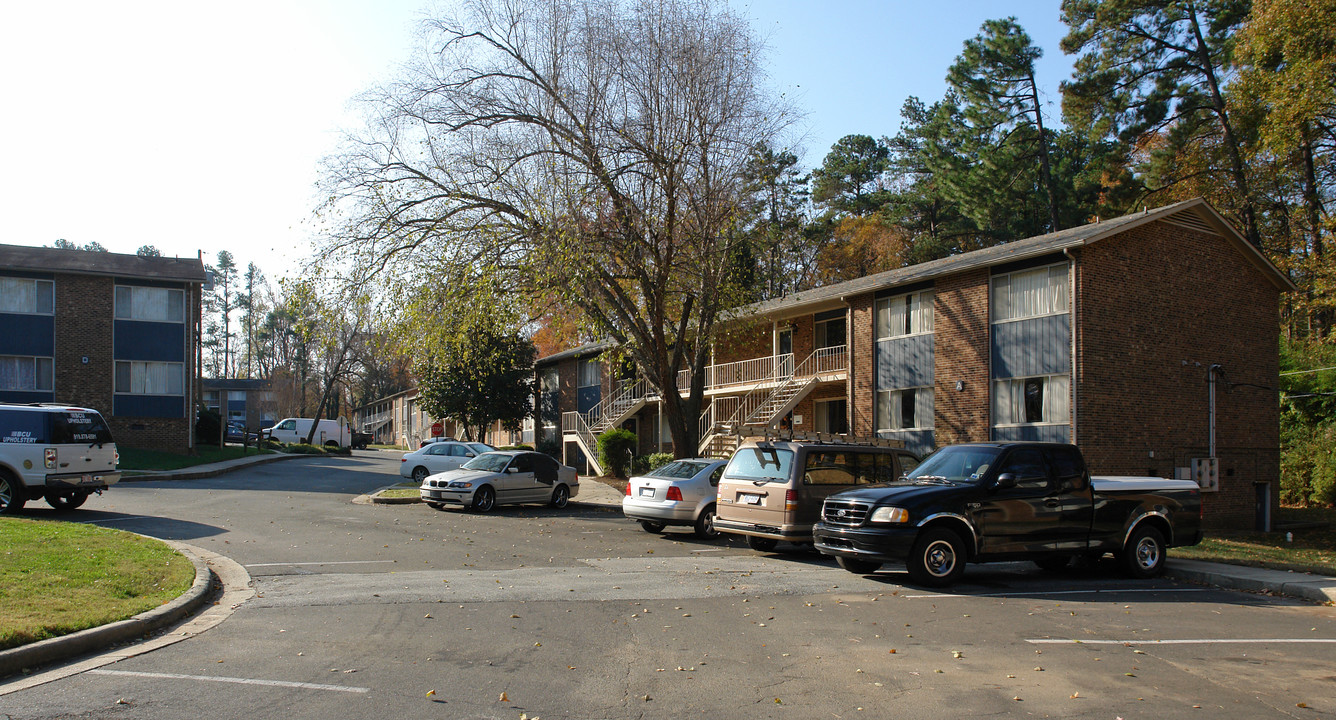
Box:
713, 438, 920, 551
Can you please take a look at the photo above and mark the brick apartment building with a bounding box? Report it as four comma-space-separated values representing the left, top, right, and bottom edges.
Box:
537, 199, 1293, 530
0, 244, 206, 452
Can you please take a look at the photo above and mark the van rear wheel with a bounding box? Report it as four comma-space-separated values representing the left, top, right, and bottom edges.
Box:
0, 473, 26, 515
45, 490, 90, 511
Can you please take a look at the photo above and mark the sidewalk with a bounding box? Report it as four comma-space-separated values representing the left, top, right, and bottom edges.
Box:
118, 451, 315, 482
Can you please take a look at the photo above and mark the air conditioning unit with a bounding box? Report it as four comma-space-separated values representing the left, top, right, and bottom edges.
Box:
1191, 457, 1219, 492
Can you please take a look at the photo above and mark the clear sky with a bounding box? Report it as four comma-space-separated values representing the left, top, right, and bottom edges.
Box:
0, 0, 1072, 285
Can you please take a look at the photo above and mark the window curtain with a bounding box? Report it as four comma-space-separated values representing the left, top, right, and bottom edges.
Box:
0, 278, 35, 314
914, 386, 935, 429
876, 390, 899, 431
118, 287, 183, 321
993, 375, 1069, 424
0, 356, 36, 390
578, 360, 598, 388
912, 291, 934, 334
993, 266, 1069, 322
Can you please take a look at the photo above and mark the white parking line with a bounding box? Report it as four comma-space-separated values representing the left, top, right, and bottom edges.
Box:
244, 560, 398, 568
89, 669, 370, 693
904, 588, 1211, 599
1027, 638, 1336, 646
690, 549, 724, 553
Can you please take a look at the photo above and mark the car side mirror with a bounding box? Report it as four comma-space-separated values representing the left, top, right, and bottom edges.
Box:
505, 467, 518, 474
465, 452, 475, 458
994, 473, 1018, 489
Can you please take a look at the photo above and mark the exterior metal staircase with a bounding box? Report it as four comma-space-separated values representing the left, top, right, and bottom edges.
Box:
699, 346, 847, 453
563, 379, 648, 475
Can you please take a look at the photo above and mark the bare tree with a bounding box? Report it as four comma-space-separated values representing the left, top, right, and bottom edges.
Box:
320, 0, 794, 455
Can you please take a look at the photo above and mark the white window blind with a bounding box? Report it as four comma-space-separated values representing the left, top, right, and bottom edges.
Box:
991, 265, 1068, 322
115, 361, 184, 395
0, 278, 53, 314
876, 291, 934, 339
875, 387, 934, 431
0, 356, 53, 391
115, 286, 185, 322
992, 374, 1070, 425
577, 359, 599, 388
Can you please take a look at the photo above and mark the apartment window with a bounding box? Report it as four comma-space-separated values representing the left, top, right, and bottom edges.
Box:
814, 398, 849, 434
0, 356, 54, 391
991, 264, 1068, 323
203, 390, 220, 410
577, 358, 599, 388
115, 285, 185, 322
876, 387, 934, 432
993, 374, 1070, 426
114, 361, 184, 395
814, 315, 847, 349
876, 290, 933, 339
0, 277, 54, 315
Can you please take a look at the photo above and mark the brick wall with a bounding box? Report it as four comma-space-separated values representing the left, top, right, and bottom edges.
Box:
1077, 222, 1281, 529
53, 274, 114, 416
849, 295, 875, 435
932, 269, 991, 445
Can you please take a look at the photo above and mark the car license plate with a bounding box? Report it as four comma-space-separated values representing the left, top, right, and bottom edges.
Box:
79, 474, 95, 485
738, 493, 762, 505
639, 487, 655, 497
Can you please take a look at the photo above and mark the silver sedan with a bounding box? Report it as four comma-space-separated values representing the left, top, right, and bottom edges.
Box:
622, 458, 727, 538
419, 450, 579, 512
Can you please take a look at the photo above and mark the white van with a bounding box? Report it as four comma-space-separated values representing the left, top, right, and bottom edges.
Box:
0, 403, 120, 513
263, 417, 351, 447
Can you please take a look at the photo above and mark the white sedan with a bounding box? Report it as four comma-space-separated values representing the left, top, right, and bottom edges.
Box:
419, 450, 579, 512
622, 458, 727, 538
400, 441, 495, 482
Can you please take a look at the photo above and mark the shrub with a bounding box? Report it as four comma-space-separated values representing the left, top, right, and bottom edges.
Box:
497, 444, 534, 451
597, 427, 637, 478
283, 443, 327, 455
644, 452, 675, 472
195, 408, 222, 443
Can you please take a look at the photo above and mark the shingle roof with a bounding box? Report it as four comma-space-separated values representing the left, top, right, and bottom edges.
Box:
0, 243, 207, 283
734, 198, 1294, 320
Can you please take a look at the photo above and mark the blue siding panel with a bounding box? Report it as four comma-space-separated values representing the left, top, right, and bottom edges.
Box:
876, 334, 934, 390
577, 386, 601, 414
991, 315, 1070, 379
114, 320, 185, 362
991, 424, 1071, 443
0, 389, 54, 404
876, 429, 935, 457
0, 314, 54, 356
114, 395, 185, 419
227, 399, 246, 413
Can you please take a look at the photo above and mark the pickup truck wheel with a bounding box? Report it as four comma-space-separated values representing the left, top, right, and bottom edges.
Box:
411, 466, 430, 483
836, 557, 882, 575
693, 505, 719, 539
1034, 555, 1072, 572
639, 520, 666, 533
1121, 525, 1167, 578
746, 536, 779, 552
0, 473, 26, 515
471, 485, 496, 513
45, 490, 90, 511
908, 528, 966, 587
550, 484, 570, 509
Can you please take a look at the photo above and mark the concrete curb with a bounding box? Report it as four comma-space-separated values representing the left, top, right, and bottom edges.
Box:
364, 485, 422, 504
119, 452, 316, 483
1165, 559, 1336, 604
0, 543, 214, 679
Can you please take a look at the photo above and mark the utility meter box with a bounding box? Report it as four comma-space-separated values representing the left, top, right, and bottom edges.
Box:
1191, 457, 1219, 492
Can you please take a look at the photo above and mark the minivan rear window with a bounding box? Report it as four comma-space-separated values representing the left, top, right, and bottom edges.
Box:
52, 411, 115, 445
724, 447, 794, 483
802, 450, 900, 485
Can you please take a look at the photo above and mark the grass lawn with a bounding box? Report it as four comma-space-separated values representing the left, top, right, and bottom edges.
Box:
119, 444, 274, 471
377, 488, 422, 499
1171, 506, 1336, 576
0, 518, 195, 651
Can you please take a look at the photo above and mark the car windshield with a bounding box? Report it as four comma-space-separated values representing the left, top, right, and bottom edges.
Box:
723, 447, 794, 483
462, 453, 512, 472
905, 446, 1002, 484
648, 461, 710, 479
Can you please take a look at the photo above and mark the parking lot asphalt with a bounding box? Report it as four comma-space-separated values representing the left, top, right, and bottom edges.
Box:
5, 451, 1332, 682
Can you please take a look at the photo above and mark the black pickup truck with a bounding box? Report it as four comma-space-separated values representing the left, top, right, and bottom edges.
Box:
812, 442, 1203, 587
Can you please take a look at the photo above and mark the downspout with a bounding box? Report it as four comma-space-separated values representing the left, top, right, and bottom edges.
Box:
1208, 364, 1222, 458
1063, 248, 1077, 443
